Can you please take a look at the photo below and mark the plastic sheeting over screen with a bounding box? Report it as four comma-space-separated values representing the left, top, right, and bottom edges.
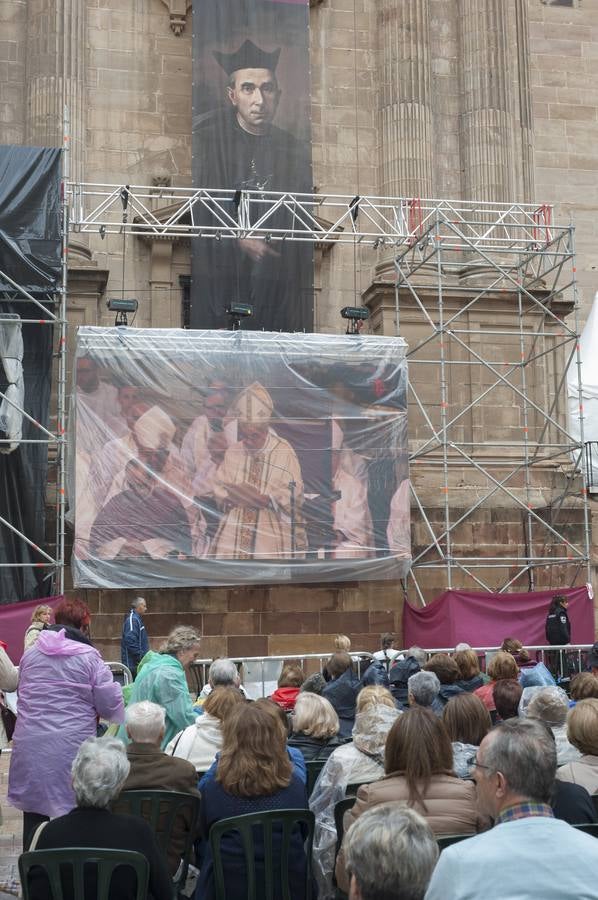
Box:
71, 328, 410, 588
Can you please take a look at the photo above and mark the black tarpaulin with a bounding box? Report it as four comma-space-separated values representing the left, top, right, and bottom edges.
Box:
0, 146, 61, 603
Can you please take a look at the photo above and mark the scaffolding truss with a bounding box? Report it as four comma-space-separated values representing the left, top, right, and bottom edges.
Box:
393, 213, 590, 600
0, 168, 68, 595
2, 183, 575, 600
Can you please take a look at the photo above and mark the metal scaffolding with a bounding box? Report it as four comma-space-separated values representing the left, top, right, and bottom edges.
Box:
0, 151, 68, 595
393, 208, 590, 601
45, 185, 584, 598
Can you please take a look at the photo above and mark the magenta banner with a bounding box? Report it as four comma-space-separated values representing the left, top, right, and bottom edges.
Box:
403, 586, 594, 649
0, 594, 63, 663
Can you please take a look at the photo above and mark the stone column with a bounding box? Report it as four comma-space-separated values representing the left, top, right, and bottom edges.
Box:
458, 0, 514, 202
0, 0, 27, 145
513, 0, 535, 202
25, 0, 87, 183
378, 0, 434, 198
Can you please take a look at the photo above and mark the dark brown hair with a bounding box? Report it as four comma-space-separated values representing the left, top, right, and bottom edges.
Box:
488, 651, 519, 682
570, 672, 598, 702
454, 649, 480, 681
327, 652, 352, 680
216, 702, 292, 797
424, 653, 459, 685
492, 679, 522, 721
278, 664, 305, 688
442, 693, 491, 745
384, 707, 454, 811
501, 637, 530, 664
203, 686, 246, 722
54, 598, 91, 631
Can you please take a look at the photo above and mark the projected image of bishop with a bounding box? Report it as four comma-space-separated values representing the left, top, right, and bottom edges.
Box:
212, 382, 306, 560
193, 39, 313, 332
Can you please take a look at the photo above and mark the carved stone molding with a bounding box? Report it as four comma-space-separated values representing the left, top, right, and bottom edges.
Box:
160, 0, 192, 35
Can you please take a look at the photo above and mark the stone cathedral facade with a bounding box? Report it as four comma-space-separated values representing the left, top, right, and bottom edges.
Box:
1, 0, 598, 655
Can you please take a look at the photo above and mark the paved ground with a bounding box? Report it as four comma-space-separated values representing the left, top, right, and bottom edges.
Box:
0, 750, 21, 897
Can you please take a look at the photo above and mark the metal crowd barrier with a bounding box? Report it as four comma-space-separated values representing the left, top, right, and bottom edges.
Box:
188, 644, 594, 698
189, 652, 375, 700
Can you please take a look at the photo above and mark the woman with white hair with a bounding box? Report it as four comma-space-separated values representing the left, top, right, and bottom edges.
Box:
119, 625, 201, 748
23, 737, 171, 900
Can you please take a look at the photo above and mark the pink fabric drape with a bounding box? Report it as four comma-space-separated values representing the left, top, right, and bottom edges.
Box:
0, 595, 64, 662
403, 586, 594, 649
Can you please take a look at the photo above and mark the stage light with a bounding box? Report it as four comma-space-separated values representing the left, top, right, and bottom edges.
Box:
107, 299, 138, 313
107, 297, 138, 327
225, 303, 253, 331
341, 306, 370, 321
340, 305, 369, 335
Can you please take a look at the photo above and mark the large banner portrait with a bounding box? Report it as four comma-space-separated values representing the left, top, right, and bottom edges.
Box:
70, 328, 411, 589
191, 0, 314, 332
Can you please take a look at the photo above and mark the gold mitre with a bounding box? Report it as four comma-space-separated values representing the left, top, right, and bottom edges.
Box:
232, 381, 274, 424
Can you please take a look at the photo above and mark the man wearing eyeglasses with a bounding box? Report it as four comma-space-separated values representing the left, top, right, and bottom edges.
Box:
425, 718, 598, 900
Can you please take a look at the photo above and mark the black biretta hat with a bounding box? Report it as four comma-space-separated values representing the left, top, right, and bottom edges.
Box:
214, 39, 281, 76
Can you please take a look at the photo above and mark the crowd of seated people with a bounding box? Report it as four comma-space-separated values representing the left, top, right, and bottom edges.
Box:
8, 625, 598, 900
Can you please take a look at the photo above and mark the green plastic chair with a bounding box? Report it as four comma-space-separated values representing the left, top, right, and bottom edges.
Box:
574, 822, 598, 837
305, 759, 327, 795
332, 797, 357, 899
112, 790, 200, 898
437, 833, 474, 851
209, 808, 315, 900
19, 847, 149, 900
333, 796, 357, 859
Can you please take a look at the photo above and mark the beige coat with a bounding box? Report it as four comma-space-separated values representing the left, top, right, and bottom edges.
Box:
335, 772, 482, 894
556, 754, 598, 796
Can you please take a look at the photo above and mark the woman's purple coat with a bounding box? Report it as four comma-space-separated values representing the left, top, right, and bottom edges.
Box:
8, 628, 124, 817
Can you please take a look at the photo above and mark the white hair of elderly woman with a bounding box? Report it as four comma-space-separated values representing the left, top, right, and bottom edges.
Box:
408, 670, 440, 707
344, 805, 439, 900
71, 737, 130, 809
125, 700, 166, 744
209, 658, 240, 687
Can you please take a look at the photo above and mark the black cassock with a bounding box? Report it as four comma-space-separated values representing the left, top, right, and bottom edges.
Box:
192, 110, 313, 332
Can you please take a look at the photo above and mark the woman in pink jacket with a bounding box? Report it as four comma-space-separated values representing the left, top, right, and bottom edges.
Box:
8, 598, 124, 849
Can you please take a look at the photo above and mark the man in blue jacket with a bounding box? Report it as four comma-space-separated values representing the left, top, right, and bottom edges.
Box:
121, 597, 149, 678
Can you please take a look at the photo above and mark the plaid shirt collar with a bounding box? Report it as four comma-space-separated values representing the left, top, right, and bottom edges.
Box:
495, 802, 554, 825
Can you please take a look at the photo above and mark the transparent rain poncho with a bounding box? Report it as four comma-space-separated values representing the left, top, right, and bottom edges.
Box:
519, 685, 581, 766
309, 704, 401, 900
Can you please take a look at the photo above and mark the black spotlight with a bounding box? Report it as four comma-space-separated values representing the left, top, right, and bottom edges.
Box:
107, 298, 138, 327
225, 303, 253, 331
340, 305, 370, 335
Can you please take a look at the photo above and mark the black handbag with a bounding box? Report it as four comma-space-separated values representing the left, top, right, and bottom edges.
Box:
0, 697, 16, 742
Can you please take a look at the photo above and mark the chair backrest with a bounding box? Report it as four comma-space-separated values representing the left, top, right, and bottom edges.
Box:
437, 833, 473, 851
19, 847, 148, 900
574, 822, 598, 837
305, 759, 327, 795
334, 796, 357, 858
113, 790, 200, 890
209, 808, 315, 900
345, 780, 375, 797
